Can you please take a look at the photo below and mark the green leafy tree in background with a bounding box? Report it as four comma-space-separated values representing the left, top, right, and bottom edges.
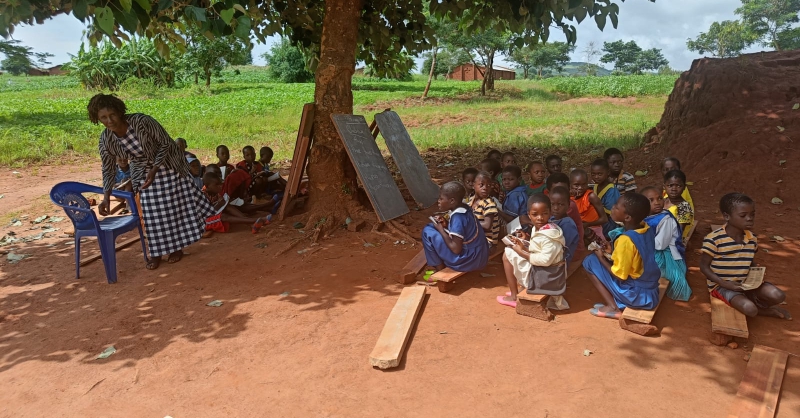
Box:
509, 41, 575, 79
736, 0, 800, 50
776, 27, 800, 50
2, 0, 637, 221
0, 39, 32, 75
262, 38, 314, 83
33, 52, 54, 69
422, 48, 472, 80
447, 29, 512, 95
600, 40, 668, 74
66, 39, 177, 89
179, 27, 251, 87
687, 20, 756, 58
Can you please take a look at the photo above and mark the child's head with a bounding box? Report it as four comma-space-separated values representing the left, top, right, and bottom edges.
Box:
545, 172, 570, 191
720, 193, 755, 231
462, 167, 478, 194
479, 158, 502, 178
590, 158, 611, 186
570, 169, 589, 197
474, 171, 494, 199
259, 146, 274, 165
205, 163, 221, 177
487, 149, 502, 161
437, 181, 466, 211
548, 186, 571, 220
501, 165, 522, 191
242, 145, 256, 163
116, 156, 129, 170
187, 158, 201, 177
527, 161, 547, 185
545, 155, 562, 175
176, 138, 188, 152
661, 157, 681, 176
663, 169, 687, 202
603, 147, 624, 176
203, 172, 223, 195
216, 145, 230, 164
611, 193, 650, 226
501, 152, 516, 168
640, 186, 664, 215
527, 193, 552, 230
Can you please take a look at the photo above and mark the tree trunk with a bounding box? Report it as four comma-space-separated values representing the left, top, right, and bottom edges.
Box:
486, 53, 495, 91
194, 73, 198, 85
421, 47, 437, 100
523, 67, 528, 79
305, 0, 365, 228
205, 68, 211, 87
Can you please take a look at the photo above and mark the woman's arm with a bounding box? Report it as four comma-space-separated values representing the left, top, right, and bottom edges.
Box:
137, 115, 177, 188
585, 193, 609, 227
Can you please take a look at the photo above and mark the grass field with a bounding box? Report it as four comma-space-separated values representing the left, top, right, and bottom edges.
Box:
0, 67, 674, 166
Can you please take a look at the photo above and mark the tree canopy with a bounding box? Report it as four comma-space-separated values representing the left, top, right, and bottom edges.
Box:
262, 38, 314, 83
686, 20, 756, 58
509, 41, 575, 79
736, 0, 800, 50
600, 40, 668, 74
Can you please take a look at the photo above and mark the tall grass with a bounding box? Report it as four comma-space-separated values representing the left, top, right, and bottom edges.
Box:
539, 74, 678, 97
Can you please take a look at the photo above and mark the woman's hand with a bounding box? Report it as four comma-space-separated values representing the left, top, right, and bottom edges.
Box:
98, 200, 110, 216
140, 167, 158, 189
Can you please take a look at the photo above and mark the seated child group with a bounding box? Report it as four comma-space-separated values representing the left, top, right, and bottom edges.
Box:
422, 148, 791, 321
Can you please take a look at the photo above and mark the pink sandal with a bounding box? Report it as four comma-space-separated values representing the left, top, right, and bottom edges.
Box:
496, 295, 517, 308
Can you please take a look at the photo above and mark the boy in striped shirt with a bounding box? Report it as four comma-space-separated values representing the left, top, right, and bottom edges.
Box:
700, 193, 791, 319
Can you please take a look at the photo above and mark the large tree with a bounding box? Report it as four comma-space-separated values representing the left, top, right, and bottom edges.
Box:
687, 20, 756, 58
736, 0, 800, 51
179, 26, 251, 87
448, 29, 511, 95
263, 38, 314, 83
0, 39, 33, 75
600, 40, 667, 74
2, 0, 636, 226
509, 41, 575, 78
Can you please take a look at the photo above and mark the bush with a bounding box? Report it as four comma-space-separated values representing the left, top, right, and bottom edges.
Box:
539, 75, 677, 97
262, 39, 314, 83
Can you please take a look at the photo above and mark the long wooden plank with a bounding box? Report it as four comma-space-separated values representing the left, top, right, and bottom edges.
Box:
727, 345, 789, 418
517, 290, 547, 302
369, 286, 426, 369
621, 278, 669, 324
277, 103, 315, 221
398, 250, 427, 284
711, 296, 749, 338
79, 236, 140, 267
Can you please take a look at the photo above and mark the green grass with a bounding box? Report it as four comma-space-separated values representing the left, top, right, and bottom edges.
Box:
0, 69, 669, 167
539, 74, 677, 97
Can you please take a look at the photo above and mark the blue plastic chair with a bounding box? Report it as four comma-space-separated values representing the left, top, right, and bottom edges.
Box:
50, 181, 148, 284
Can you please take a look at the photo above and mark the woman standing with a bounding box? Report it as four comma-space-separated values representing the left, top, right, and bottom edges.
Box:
90, 94, 214, 270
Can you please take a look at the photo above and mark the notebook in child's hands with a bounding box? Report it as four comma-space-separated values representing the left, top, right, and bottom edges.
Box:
740, 267, 765, 291
502, 235, 530, 248
429, 211, 448, 226
587, 241, 613, 261
506, 217, 522, 235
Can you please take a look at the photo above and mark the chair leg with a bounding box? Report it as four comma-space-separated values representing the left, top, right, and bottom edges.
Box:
98, 232, 118, 284
74, 236, 81, 279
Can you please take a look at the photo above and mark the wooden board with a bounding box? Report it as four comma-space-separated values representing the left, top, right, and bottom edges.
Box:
517, 290, 548, 302
374, 111, 440, 208
621, 278, 669, 324
331, 114, 409, 222
711, 296, 750, 338
398, 250, 427, 284
684, 220, 699, 242
369, 286, 426, 369
727, 345, 789, 418
278, 103, 315, 221
430, 267, 465, 283
79, 236, 140, 267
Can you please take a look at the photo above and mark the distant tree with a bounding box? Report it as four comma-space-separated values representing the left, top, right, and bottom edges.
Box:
600, 40, 668, 74
448, 29, 511, 95
180, 26, 251, 87
509, 42, 574, 78
580, 41, 601, 75
776, 26, 800, 50
657, 65, 681, 76
33, 52, 54, 69
687, 20, 756, 58
0, 39, 33, 75
363, 49, 416, 81
736, 0, 800, 50
422, 48, 472, 80
262, 38, 313, 83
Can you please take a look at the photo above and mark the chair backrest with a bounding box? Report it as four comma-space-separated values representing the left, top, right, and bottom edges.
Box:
50, 182, 99, 231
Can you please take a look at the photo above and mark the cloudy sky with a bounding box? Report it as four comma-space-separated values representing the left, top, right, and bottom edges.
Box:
7, 0, 764, 71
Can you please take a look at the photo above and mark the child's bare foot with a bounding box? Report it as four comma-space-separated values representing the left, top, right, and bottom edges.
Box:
146, 256, 161, 270
167, 250, 183, 264
202, 230, 214, 238
759, 306, 792, 320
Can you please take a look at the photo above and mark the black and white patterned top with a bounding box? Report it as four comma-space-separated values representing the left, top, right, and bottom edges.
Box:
99, 113, 189, 193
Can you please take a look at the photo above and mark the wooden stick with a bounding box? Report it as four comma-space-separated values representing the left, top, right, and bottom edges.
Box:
79, 237, 140, 267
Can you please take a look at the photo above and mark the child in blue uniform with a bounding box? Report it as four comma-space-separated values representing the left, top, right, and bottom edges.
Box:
549, 186, 579, 265
500, 165, 527, 223
641, 186, 690, 301
590, 158, 621, 239
582, 193, 661, 319
422, 182, 489, 272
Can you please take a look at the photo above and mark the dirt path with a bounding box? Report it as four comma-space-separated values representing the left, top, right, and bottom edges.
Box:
0, 163, 798, 417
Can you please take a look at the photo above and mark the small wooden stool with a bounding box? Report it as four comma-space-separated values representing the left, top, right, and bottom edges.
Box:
515, 290, 553, 321
618, 278, 669, 336
709, 296, 749, 346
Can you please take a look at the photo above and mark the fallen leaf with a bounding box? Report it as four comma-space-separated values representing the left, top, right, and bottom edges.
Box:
779, 160, 786, 166
47, 216, 64, 223
771, 235, 785, 242
206, 300, 223, 307
10, 220, 22, 227
439, 331, 448, 335
793, 103, 799, 110
583, 349, 592, 357
279, 291, 290, 297
33, 215, 48, 224
777, 126, 785, 132
6, 253, 30, 264
363, 242, 375, 247
777, 179, 783, 183
96, 346, 116, 359
771, 197, 783, 205
634, 170, 648, 177
0, 194, 3, 199
479, 273, 495, 278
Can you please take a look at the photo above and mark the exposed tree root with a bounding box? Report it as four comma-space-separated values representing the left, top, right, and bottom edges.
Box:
274, 232, 314, 258
385, 220, 419, 246
371, 221, 418, 246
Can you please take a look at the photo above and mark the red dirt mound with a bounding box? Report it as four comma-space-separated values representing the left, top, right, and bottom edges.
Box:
646, 50, 800, 204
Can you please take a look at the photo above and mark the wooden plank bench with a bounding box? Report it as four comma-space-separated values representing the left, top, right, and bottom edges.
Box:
710, 296, 749, 346
397, 250, 427, 284
618, 278, 669, 336
431, 247, 503, 292
727, 345, 789, 418
369, 286, 427, 369
515, 290, 554, 321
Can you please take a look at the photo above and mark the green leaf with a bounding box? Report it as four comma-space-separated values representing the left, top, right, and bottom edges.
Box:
609, 12, 618, 29
235, 15, 250, 38
119, 0, 131, 12
157, 0, 172, 12
220, 8, 234, 25
574, 6, 586, 23
186, 5, 207, 22
232, 4, 245, 13
793, 103, 799, 110
95, 6, 115, 34
595, 13, 606, 31
72, 0, 88, 20
133, 0, 151, 13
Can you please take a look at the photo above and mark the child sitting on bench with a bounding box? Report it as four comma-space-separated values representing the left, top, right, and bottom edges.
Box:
215, 145, 235, 180
422, 182, 489, 272
700, 193, 791, 320
549, 186, 580, 265
202, 172, 269, 236
461, 167, 478, 203
641, 186, 691, 301
480, 158, 504, 201
661, 157, 693, 212
526, 160, 547, 196
604, 147, 636, 194
590, 158, 621, 239
498, 194, 566, 308
500, 165, 528, 223
663, 169, 694, 241
545, 154, 563, 177
471, 171, 502, 249
545, 172, 583, 249
237, 145, 264, 175
570, 169, 608, 246
582, 193, 661, 319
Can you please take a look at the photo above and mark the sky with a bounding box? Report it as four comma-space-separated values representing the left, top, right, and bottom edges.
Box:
6, 0, 764, 71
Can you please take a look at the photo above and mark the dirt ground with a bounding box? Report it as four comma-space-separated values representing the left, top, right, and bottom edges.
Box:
0, 158, 798, 418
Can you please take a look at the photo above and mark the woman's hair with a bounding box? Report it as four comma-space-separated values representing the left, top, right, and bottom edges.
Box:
719, 193, 754, 215
87, 94, 126, 124
663, 169, 686, 184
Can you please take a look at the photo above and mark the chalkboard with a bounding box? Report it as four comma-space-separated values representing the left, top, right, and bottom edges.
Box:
331, 114, 410, 222
374, 111, 439, 208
